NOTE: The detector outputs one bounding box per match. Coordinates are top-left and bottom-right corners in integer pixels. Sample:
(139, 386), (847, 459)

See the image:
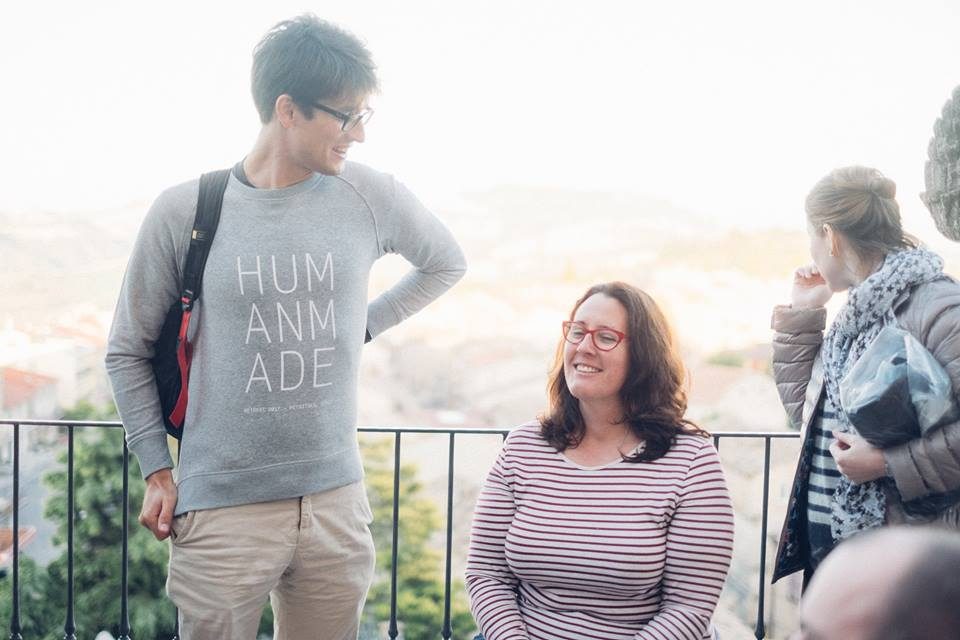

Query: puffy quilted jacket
(770, 276), (960, 582)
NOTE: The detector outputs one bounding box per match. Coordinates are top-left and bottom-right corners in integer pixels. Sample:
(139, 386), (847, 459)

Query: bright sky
(2, 0), (959, 236)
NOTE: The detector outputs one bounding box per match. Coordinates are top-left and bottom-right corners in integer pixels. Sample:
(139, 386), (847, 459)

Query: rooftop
(0, 367), (57, 410)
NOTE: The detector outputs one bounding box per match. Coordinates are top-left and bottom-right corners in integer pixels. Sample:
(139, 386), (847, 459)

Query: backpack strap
(168, 169), (231, 428)
(182, 169), (231, 310)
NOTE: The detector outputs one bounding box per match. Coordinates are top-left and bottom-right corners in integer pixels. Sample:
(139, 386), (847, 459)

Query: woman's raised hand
(791, 264), (832, 309)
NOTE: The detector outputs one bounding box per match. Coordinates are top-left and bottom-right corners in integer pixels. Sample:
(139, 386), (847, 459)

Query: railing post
(388, 432), (401, 640)
(754, 436), (772, 640)
(62, 425), (77, 640)
(117, 440), (132, 640)
(8, 423), (23, 640)
(441, 433), (456, 640)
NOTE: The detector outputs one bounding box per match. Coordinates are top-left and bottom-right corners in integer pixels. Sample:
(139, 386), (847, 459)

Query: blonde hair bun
(868, 173), (897, 199)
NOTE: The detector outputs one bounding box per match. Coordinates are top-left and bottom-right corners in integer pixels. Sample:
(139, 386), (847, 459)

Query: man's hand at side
(140, 468), (178, 540)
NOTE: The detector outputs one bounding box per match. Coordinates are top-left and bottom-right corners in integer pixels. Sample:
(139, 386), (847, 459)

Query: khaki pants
(167, 481), (376, 640)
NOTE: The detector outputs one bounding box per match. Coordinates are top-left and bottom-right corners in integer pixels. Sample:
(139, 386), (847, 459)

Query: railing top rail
(708, 431), (800, 439)
(0, 418), (800, 438)
(360, 426), (511, 435)
(0, 418), (125, 428)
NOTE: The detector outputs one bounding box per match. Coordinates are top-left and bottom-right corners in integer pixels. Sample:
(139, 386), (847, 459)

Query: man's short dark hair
(878, 530), (960, 640)
(251, 15), (379, 124)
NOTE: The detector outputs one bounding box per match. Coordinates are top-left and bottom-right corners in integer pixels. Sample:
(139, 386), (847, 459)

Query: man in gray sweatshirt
(105, 15), (466, 640)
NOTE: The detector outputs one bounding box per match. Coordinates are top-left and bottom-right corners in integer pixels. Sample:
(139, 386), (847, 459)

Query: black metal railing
(1, 419), (799, 639)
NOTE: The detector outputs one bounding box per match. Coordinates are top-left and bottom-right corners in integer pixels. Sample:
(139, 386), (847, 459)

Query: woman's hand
(791, 265), (832, 309)
(830, 432), (887, 484)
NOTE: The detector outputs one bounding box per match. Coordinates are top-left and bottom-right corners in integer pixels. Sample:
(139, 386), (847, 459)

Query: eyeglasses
(312, 102), (374, 132)
(562, 321), (626, 351)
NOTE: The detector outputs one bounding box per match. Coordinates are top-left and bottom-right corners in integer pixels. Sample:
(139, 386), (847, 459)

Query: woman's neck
(848, 252), (885, 287)
(578, 398), (628, 444)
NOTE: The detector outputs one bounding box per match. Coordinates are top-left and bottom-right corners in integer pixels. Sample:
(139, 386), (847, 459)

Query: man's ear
(274, 94), (299, 129)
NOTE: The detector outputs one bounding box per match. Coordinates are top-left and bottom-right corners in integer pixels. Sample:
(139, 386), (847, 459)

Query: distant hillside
(658, 229), (809, 279)
(462, 185), (712, 233)
(3, 186), (807, 331)
(1, 205), (145, 325)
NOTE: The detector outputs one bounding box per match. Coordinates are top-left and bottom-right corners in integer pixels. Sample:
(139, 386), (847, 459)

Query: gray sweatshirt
(105, 162), (466, 515)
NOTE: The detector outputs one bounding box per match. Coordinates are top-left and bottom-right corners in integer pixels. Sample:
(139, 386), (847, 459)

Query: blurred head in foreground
(795, 526), (960, 640)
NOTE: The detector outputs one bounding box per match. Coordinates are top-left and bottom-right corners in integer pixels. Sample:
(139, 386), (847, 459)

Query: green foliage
(0, 556), (59, 639)
(0, 401), (174, 639)
(706, 351), (745, 368)
(60, 400), (119, 422)
(361, 436), (476, 640)
(43, 427), (176, 639)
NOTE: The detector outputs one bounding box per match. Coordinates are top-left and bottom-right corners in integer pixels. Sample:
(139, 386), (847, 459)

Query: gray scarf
(822, 247), (944, 540)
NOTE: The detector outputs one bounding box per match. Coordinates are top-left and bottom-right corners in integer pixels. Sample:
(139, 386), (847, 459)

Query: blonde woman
(771, 166), (960, 585)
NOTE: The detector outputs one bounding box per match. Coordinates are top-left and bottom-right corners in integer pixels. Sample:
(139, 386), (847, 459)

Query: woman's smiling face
(563, 293), (630, 405)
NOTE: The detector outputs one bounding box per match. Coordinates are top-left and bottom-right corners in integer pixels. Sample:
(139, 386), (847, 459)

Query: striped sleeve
(465, 441), (530, 640)
(634, 440), (735, 640)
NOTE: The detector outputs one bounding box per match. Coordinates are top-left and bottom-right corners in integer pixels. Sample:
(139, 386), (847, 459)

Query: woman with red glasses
(466, 281), (734, 640)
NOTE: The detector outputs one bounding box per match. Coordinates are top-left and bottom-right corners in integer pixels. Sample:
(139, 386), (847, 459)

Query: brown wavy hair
(539, 282), (708, 462)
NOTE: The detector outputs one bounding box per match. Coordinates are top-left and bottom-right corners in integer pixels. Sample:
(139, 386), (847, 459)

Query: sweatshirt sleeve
(465, 441), (530, 640)
(363, 176), (466, 338)
(104, 183), (196, 479)
(634, 441), (734, 640)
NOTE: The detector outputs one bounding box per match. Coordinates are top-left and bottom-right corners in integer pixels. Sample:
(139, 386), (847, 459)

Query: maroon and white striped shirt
(465, 422), (734, 640)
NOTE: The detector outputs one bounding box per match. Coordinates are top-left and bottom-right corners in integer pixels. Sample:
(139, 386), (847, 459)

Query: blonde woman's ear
(822, 224), (840, 257)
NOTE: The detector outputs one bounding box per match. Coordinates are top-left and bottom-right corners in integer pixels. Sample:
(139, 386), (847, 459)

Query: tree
(361, 436), (476, 640)
(2, 402), (175, 639)
(61, 401), (120, 423)
(43, 406), (177, 639)
(0, 555), (58, 639)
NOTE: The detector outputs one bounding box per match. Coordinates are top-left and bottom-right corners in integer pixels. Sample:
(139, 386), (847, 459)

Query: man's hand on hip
(140, 468), (178, 540)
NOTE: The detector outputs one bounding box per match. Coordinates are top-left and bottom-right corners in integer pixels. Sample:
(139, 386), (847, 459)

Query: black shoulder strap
(181, 169), (231, 310)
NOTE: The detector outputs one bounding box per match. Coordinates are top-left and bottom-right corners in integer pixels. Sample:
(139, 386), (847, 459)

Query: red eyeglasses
(562, 321), (627, 351)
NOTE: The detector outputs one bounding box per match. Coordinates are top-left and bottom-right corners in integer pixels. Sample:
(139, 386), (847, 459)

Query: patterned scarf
(822, 247), (944, 541)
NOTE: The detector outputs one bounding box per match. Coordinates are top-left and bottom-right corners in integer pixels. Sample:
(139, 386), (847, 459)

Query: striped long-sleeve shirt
(465, 422), (734, 640)
(805, 394), (842, 568)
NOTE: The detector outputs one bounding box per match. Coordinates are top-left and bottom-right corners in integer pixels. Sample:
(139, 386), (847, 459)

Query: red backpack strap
(166, 169), (231, 430)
